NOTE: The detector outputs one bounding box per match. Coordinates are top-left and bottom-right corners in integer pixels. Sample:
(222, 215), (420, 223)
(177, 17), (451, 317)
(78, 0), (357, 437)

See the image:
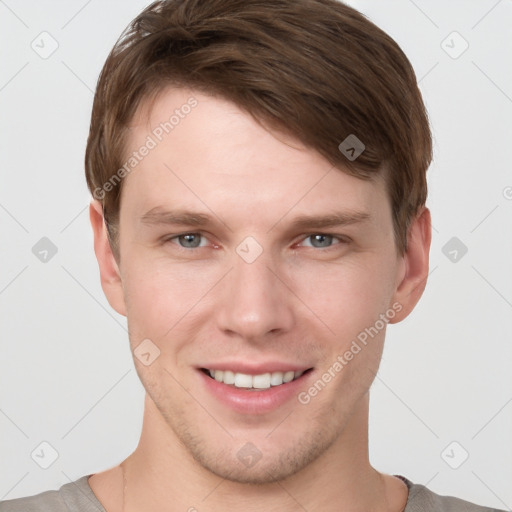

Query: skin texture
(88, 87), (431, 512)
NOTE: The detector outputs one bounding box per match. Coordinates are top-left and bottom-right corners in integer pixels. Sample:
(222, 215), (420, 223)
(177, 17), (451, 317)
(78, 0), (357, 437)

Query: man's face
(112, 88), (406, 483)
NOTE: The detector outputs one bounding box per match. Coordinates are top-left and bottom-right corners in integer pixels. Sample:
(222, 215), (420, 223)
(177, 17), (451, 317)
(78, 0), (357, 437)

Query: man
(0, 0), (505, 511)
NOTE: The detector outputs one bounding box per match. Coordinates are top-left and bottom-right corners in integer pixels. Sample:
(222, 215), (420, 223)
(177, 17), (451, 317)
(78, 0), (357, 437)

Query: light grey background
(1, 0), (511, 508)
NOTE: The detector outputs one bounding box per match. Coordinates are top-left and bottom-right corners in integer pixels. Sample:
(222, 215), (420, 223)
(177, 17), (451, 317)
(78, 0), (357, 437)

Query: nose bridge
(216, 241), (294, 340)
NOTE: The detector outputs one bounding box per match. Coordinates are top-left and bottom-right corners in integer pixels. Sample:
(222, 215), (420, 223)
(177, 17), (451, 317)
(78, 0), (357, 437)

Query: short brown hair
(85, 0), (432, 256)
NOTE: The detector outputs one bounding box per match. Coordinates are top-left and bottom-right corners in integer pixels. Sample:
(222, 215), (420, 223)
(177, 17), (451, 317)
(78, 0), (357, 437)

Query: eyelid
(295, 233), (351, 247)
(163, 231), (211, 248)
(161, 231), (351, 250)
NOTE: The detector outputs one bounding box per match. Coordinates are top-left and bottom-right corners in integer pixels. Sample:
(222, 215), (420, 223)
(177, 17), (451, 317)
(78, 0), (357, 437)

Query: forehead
(121, 87), (389, 228)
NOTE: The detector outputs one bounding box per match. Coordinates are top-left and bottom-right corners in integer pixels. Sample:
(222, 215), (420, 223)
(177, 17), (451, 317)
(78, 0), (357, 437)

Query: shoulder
(0, 476), (105, 512)
(397, 475), (507, 512)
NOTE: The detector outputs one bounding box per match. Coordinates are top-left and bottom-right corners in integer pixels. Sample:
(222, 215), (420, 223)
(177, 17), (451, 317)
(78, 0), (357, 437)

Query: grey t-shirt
(0, 474), (506, 511)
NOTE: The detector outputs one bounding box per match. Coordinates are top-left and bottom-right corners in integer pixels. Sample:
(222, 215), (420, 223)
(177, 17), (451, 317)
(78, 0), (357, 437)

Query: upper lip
(198, 361), (313, 374)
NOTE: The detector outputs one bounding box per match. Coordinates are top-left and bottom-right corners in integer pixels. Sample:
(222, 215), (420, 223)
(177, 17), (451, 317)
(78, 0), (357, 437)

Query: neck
(118, 393), (403, 512)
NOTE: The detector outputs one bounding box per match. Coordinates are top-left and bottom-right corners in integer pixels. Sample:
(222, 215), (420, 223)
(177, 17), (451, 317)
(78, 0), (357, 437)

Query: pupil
(312, 234), (331, 247)
(180, 234), (200, 248)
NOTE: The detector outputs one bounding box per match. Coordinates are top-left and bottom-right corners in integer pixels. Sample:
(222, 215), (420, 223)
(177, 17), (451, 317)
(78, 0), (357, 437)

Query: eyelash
(162, 232), (350, 251)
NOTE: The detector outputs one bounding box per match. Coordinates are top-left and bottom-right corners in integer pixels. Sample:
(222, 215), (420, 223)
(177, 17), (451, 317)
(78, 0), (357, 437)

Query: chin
(173, 419), (340, 485)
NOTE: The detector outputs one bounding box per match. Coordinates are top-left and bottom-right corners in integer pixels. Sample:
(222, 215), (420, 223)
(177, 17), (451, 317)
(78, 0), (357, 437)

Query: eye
(299, 234), (346, 249)
(167, 233), (208, 249)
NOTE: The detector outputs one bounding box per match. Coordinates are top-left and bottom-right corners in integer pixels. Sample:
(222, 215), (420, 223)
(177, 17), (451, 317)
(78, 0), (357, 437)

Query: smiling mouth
(201, 368), (312, 390)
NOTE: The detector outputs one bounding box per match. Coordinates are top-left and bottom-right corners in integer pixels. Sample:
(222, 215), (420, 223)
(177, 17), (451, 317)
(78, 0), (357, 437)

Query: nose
(215, 246), (295, 342)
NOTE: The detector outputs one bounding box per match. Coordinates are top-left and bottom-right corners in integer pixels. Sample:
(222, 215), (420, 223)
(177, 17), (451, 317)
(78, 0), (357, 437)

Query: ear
(89, 200), (127, 317)
(388, 207), (431, 323)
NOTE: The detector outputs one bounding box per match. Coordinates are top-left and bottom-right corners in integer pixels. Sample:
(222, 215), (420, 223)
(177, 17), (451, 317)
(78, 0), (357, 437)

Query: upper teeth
(208, 369), (304, 389)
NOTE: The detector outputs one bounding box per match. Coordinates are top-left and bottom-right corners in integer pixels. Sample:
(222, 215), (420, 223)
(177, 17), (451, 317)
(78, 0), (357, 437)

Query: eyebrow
(141, 208), (212, 227)
(139, 207), (371, 231)
(281, 211), (371, 231)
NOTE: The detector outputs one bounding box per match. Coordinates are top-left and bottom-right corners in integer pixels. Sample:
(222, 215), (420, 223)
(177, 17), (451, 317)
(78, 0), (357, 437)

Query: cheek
(294, 259), (395, 408)
(291, 255), (397, 339)
(121, 243), (399, 357)
(122, 256), (222, 342)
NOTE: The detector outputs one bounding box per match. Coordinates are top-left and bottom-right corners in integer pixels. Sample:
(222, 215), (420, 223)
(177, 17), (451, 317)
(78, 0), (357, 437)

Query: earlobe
(89, 200), (127, 317)
(388, 207), (432, 324)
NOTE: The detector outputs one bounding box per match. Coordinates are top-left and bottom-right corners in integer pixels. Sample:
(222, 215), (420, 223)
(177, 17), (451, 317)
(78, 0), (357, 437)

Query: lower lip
(199, 370), (312, 414)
